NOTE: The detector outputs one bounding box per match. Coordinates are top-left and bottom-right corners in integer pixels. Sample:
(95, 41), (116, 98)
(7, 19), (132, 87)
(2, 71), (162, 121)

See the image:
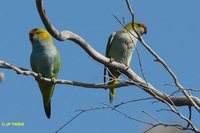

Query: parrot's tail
(109, 80), (118, 104)
(38, 82), (54, 119)
(44, 100), (51, 119)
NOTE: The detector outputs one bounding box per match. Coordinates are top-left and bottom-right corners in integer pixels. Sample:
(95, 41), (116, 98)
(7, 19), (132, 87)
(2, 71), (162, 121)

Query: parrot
(29, 28), (61, 118)
(104, 22), (147, 104)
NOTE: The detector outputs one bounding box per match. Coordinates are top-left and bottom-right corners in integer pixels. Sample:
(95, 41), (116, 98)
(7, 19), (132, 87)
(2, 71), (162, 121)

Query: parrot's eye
(36, 31), (41, 35)
(40, 33), (47, 39)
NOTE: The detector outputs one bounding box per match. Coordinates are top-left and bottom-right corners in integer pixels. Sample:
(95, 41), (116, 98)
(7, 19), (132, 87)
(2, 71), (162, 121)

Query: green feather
(109, 80), (117, 104)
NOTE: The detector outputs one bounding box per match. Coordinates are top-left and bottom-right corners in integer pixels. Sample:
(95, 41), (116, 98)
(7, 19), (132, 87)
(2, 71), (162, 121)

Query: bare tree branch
(112, 97), (154, 108)
(55, 99), (154, 133)
(54, 99), (198, 133)
(137, 33), (200, 112)
(0, 60), (131, 89)
(187, 106), (192, 128)
(124, 0), (200, 112)
(142, 111), (161, 123)
(153, 93), (199, 132)
(1, 57), (200, 109)
(2, 56), (199, 131)
(125, 0), (135, 23)
(54, 111), (83, 133)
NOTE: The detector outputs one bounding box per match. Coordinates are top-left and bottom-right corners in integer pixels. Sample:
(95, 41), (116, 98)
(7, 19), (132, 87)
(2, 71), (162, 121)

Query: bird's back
(108, 30), (137, 66)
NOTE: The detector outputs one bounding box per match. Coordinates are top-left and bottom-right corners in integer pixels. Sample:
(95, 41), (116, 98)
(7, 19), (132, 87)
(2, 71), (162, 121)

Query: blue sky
(0, 0), (200, 133)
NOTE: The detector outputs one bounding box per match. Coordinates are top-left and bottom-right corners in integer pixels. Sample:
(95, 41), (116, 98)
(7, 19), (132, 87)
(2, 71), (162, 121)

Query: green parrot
(29, 28), (61, 118)
(104, 22), (147, 104)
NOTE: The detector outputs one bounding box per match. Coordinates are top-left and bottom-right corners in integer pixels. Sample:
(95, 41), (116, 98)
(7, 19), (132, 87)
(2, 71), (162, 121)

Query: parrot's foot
(109, 58), (115, 63)
(125, 66), (130, 70)
(36, 73), (42, 80)
(51, 77), (56, 84)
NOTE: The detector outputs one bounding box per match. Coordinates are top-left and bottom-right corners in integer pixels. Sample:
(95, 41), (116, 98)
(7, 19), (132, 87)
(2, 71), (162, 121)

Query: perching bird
(104, 22), (147, 104)
(29, 28), (61, 118)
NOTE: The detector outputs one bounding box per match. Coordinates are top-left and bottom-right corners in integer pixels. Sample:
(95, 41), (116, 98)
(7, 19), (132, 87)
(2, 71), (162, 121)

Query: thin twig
(187, 106), (192, 128)
(0, 60), (131, 89)
(56, 101), (152, 133)
(113, 97), (154, 108)
(121, 16), (148, 85)
(159, 94), (199, 132)
(114, 108), (153, 126)
(170, 88), (200, 96)
(54, 112), (83, 133)
(125, 0), (135, 23)
(101, 103), (153, 126)
(142, 111), (161, 123)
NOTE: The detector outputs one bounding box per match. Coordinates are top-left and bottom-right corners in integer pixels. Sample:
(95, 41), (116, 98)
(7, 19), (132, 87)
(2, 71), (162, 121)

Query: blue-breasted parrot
(29, 28), (61, 118)
(104, 22), (147, 104)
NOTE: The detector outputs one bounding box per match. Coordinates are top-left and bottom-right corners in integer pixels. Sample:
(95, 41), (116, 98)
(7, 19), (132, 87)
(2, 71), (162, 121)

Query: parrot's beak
(29, 32), (34, 42)
(29, 29), (38, 42)
(144, 30), (147, 35)
(144, 26), (147, 35)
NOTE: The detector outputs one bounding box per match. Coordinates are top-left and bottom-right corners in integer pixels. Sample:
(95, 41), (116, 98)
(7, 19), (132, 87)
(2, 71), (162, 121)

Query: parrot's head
(125, 22), (147, 35)
(29, 28), (53, 45)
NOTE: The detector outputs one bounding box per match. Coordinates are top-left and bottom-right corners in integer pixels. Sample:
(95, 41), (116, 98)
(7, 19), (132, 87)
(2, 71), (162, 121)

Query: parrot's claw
(38, 73), (42, 77)
(51, 77), (56, 84)
(109, 58), (115, 63)
(35, 73), (43, 81)
(36, 73), (42, 79)
(125, 66), (130, 70)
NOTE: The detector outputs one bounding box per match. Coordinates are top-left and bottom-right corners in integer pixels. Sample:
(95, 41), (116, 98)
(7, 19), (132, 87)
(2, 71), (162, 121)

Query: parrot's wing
(52, 50), (61, 78)
(104, 32), (116, 84)
(105, 32), (116, 57)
